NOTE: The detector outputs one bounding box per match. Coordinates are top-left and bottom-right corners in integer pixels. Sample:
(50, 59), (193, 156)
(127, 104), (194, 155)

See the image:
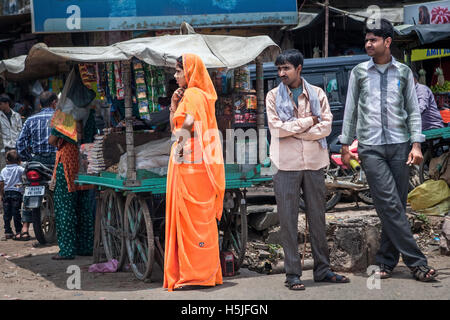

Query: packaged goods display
(234, 66), (250, 91)
(132, 59), (151, 120)
(106, 62), (117, 98)
(114, 61), (125, 100)
(144, 64), (166, 113)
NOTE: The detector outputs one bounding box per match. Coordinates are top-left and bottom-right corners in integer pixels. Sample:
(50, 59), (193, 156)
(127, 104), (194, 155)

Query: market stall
(3, 32), (279, 281)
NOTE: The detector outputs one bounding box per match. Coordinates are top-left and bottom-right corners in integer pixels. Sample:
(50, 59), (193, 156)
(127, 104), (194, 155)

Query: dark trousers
(3, 191), (23, 235)
(273, 169), (330, 280)
(359, 142), (427, 268)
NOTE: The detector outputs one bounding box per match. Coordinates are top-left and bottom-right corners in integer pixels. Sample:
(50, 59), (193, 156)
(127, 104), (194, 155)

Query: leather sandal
(51, 254), (75, 260)
(12, 232), (31, 241)
(410, 265), (438, 282)
(375, 264), (394, 279)
(285, 275), (306, 290)
(316, 270), (350, 283)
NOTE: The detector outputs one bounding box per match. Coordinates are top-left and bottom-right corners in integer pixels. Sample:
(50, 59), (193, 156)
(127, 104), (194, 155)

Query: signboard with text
(404, 0), (450, 25)
(31, 0), (298, 33)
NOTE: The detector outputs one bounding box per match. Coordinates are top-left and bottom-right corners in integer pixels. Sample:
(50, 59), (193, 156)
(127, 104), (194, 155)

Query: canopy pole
(256, 57), (265, 130)
(122, 60), (139, 186)
(324, 0), (329, 58)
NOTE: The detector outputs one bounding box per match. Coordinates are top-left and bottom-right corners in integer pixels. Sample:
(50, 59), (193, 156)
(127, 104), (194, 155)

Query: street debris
(244, 203), (449, 275)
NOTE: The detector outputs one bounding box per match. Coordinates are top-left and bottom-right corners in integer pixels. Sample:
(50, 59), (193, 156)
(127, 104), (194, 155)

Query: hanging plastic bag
(30, 80), (44, 97)
(58, 67), (96, 124)
(407, 179), (450, 211)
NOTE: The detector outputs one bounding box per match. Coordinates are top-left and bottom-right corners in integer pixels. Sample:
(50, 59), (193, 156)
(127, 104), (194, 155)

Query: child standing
(0, 150), (25, 241)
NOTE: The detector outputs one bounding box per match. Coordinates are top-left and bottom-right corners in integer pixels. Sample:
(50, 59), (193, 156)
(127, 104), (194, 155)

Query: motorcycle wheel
(299, 189), (342, 212)
(40, 191), (56, 243)
(357, 190), (373, 205)
(32, 208), (47, 245)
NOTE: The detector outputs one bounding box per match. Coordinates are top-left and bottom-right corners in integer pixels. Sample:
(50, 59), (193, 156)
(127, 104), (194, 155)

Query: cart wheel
(124, 193), (155, 281)
(220, 190), (248, 272)
(40, 190), (56, 244)
(100, 189), (126, 270)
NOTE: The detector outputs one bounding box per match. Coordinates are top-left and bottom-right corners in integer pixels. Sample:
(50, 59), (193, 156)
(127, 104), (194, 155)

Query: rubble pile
(243, 204), (448, 274)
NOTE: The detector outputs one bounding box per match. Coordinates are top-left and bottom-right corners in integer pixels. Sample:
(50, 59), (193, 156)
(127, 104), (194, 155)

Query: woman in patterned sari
(49, 111), (94, 260)
(164, 54), (225, 291)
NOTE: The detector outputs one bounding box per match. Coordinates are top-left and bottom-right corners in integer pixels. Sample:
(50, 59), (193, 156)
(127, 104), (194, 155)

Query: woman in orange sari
(164, 54), (225, 291)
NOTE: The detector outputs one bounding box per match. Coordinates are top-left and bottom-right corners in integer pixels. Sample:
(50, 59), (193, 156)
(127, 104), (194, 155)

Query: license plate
(24, 186), (45, 197)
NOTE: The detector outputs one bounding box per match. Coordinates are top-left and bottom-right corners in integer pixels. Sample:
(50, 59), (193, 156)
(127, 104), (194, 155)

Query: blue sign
(31, 0), (298, 33)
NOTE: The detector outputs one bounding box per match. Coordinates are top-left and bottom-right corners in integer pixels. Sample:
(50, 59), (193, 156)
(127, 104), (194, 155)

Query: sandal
(12, 232), (31, 241)
(410, 265), (438, 282)
(51, 254), (75, 260)
(374, 264), (394, 279)
(285, 275), (306, 291)
(316, 270), (350, 283)
(1, 233), (14, 241)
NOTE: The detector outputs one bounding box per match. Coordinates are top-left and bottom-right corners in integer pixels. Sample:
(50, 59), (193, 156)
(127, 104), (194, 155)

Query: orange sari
(164, 54), (225, 291)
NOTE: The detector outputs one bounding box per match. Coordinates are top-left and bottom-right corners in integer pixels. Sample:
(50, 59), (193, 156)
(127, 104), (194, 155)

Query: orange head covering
(175, 53), (225, 220)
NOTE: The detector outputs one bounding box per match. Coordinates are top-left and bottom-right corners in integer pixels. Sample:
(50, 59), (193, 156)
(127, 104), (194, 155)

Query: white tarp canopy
(0, 55), (27, 75)
(1, 33), (280, 81)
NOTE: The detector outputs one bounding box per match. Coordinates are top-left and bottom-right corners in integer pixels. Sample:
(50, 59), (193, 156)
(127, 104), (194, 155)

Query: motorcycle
(21, 161), (56, 244)
(299, 139), (373, 212)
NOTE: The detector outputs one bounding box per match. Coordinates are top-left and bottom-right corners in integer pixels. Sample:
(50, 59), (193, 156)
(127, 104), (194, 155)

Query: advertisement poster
(404, 0), (450, 25)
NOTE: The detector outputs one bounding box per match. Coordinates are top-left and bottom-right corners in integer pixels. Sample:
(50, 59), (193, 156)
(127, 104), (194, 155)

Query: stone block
(264, 225), (283, 245)
(249, 210), (279, 231)
(328, 217), (381, 272)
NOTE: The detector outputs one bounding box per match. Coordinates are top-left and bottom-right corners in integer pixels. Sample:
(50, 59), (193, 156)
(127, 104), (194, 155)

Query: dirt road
(1, 202), (449, 300)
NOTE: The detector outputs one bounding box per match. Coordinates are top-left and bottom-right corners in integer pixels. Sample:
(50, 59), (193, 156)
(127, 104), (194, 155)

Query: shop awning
(394, 23), (450, 46)
(1, 33), (280, 81)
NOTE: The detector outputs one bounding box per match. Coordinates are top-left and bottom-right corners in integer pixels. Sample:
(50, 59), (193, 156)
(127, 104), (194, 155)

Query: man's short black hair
(412, 69), (419, 80)
(365, 18), (394, 40)
(39, 91), (58, 108)
(275, 49), (304, 69)
(0, 94), (12, 105)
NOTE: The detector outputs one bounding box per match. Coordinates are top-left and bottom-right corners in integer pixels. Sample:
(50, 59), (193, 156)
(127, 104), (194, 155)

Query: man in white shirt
(0, 94), (22, 169)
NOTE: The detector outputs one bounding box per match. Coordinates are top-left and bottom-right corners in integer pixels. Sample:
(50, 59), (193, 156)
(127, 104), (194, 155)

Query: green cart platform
(76, 163), (272, 281)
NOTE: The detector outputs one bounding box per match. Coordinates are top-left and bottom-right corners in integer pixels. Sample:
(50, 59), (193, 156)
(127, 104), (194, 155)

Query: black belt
(4, 190), (22, 196)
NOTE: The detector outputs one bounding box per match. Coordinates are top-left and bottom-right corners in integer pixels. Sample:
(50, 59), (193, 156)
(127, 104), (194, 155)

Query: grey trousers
(273, 169), (330, 280)
(359, 142), (427, 268)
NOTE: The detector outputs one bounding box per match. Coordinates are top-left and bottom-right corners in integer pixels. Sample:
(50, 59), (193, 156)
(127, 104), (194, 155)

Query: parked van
(249, 54), (370, 148)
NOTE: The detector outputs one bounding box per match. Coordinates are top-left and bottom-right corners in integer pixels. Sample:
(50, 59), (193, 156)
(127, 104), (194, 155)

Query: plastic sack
(416, 198), (450, 216)
(118, 137), (172, 178)
(429, 152), (450, 185)
(407, 179), (450, 211)
(58, 67), (96, 123)
(30, 80), (44, 97)
(88, 259), (118, 273)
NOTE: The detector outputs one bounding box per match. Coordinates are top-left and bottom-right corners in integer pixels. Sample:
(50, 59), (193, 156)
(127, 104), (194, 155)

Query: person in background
(48, 109), (94, 260)
(340, 19), (437, 282)
(0, 94), (22, 156)
(412, 70), (444, 131)
(0, 150), (25, 241)
(14, 95), (34, 119)
(16, 91), (58, 244)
